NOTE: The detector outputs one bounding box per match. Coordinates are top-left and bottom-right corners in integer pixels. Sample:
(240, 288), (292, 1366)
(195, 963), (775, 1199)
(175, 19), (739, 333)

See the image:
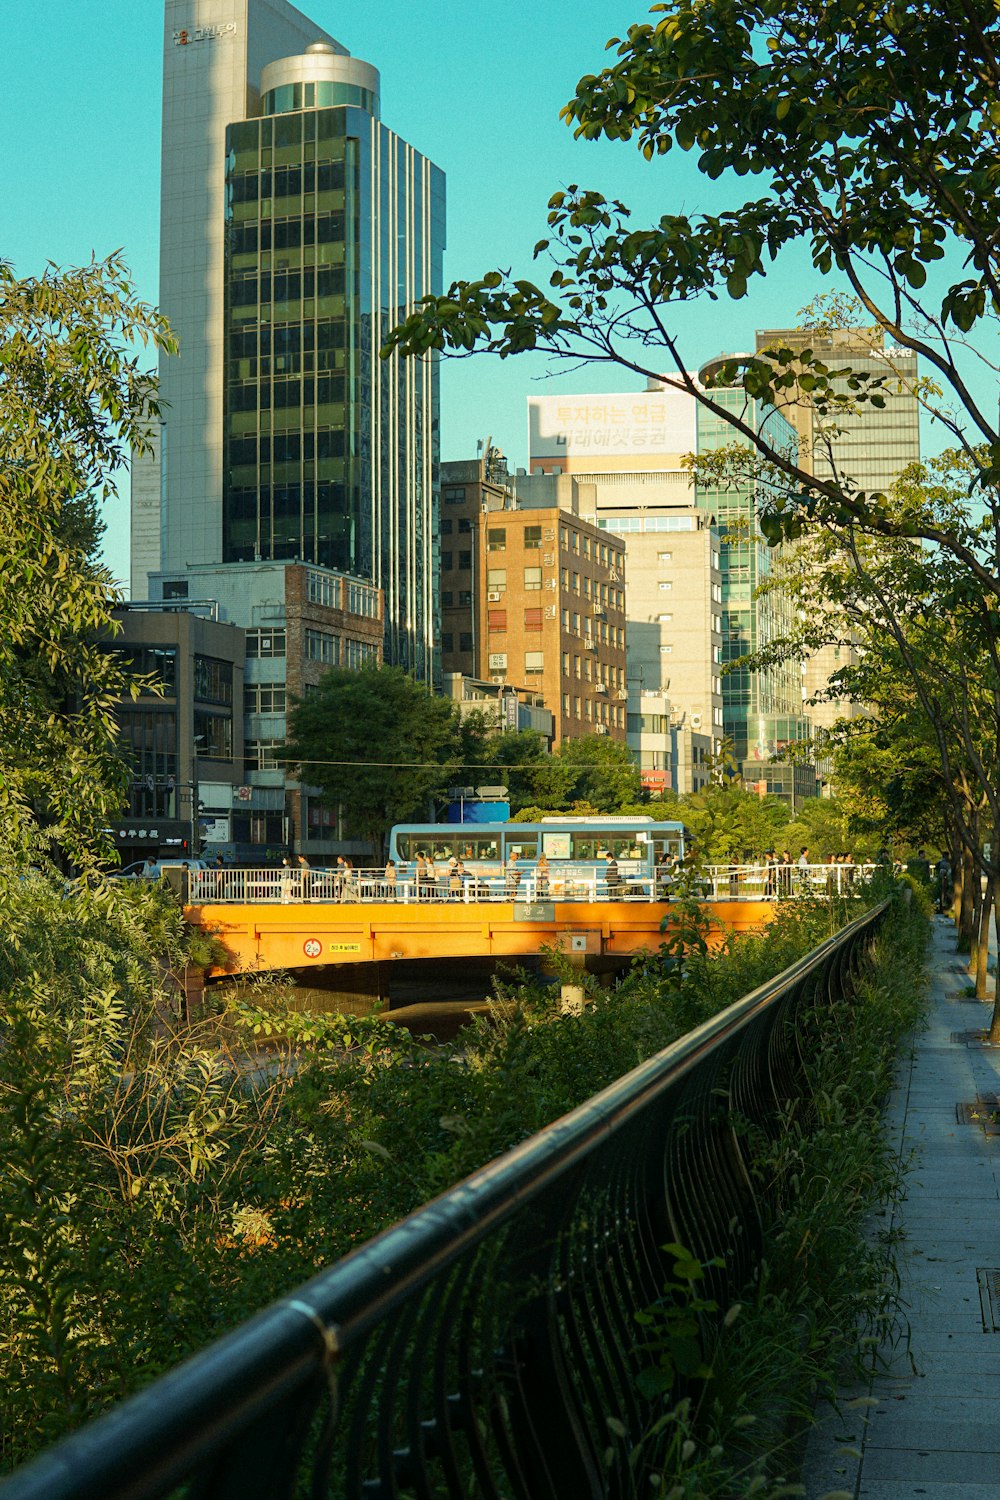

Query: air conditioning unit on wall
(487, 590), (501, 602)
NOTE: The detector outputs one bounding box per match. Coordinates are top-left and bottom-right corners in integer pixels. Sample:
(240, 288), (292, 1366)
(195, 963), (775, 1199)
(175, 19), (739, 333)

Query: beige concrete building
(527, 390), (723, 793)
(148, 560), (382, 856)
(755, 327), (920, 738)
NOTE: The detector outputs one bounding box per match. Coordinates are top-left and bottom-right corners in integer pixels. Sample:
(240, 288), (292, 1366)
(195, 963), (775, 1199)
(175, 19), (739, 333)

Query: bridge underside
(188, 899), (775, 977)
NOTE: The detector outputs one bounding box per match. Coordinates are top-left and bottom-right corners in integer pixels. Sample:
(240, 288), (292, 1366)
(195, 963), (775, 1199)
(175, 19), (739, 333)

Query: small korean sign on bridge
(513, 900), (556, 922)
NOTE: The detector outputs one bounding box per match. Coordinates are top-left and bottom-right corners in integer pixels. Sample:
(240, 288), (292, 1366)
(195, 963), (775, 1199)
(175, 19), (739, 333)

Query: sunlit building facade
(135, 1), (445, 682)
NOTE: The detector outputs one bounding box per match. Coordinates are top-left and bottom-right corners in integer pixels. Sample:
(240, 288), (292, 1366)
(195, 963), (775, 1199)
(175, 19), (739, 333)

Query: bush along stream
(626, 883), (929, 1499)
(0, 865), (920, 1474)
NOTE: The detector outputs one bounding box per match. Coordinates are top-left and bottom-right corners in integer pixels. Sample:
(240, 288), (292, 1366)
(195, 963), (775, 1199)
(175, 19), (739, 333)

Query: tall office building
(528, 389), (724, 794)
(754, 328), (920, 736)
(135, 1), (445, 680)
(692, 367), (815, 800)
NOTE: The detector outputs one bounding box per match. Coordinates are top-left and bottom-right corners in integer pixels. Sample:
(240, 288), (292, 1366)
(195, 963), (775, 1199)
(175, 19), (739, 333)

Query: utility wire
(284, 757), (624, 773)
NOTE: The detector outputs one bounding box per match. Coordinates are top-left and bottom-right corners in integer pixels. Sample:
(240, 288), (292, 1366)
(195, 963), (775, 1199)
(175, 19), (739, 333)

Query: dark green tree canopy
(0, 254), (173, 867)
(282, 664), (466, 854)
(384, 0), (1000, 588)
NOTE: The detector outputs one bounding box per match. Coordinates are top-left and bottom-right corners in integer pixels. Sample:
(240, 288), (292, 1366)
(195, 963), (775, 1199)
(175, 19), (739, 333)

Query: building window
(524, 525), (542, 549)
(441, 518), (453, 535)
(245, 738), (283, 772)
(346, 580), (378, 618)
(458, 518), (472, 534)
(441, 551), (453, 570)
(488, 609), (507, 632)
(245, 683), (286, 715)
(657, 551), (673, 563)
(194, 710), (233, 761)
(487, 528), (506, 551)
(524, 567), (542, 591)
(343, 638), (377, 670)
(305, 628), (339, 664)
(487, 569), (506, 590)
(458, 550), (472, 569)
(442, 591), (454, 607)
(524, 608), (543, 630)
(443, 486), (466, 504)
(458, 590), (472, 606)
(162, 580), (189, 600)
(459, 632), (473, 652)
(524, 651), (544, 674)
(442, 632), (454, 652)
(246, 628), (286, 658)
(562, 652), (570, 676)
(563, 693), (571, 714)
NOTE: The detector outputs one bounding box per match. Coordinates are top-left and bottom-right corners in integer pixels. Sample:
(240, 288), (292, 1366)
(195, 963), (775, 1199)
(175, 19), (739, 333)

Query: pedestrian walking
(535, 852), (550, 898)
(934, 852), (952, 913)
(505, 849), (522, 898)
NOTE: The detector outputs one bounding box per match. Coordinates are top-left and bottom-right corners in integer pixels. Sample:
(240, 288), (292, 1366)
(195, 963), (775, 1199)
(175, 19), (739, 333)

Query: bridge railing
(3, 901), (890, 1500)
(185, 863), (882, 906)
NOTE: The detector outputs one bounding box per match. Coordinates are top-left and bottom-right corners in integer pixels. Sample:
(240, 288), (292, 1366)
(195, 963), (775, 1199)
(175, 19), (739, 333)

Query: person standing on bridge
(605, 852), (620, 900)
(505, 850), (522, 899)
(384, 858), (397, 898)
(536, 852), (550, 898)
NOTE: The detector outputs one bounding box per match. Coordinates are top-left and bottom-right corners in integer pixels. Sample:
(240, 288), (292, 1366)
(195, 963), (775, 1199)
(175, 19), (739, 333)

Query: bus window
(571, 835), (600, 860)
(430, 838), (456, 862)
(505, 837), (538, 860)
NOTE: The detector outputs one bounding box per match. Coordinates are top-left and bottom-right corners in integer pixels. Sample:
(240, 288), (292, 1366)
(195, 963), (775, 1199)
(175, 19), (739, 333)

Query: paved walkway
(802, 913), (1000, 1498)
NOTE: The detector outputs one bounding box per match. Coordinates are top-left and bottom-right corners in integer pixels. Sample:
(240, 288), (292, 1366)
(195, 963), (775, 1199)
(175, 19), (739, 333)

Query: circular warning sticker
(303, 939), (323, 958)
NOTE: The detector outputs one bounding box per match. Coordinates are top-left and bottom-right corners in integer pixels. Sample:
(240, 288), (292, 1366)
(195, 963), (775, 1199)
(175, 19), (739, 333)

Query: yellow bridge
(187, 893), (774, 977)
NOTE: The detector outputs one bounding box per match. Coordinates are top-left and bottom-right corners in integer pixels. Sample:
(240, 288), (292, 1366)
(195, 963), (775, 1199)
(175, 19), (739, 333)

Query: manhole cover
(977, 1269), (1000, 1332)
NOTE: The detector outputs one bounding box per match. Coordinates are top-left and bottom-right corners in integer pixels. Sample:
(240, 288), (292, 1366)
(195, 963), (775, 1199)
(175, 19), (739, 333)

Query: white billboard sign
(528, 387), (698, 461)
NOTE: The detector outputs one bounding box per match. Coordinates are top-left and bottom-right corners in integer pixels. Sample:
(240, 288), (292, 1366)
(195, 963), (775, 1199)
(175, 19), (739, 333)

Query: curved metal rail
(3, 902), (889, 1500)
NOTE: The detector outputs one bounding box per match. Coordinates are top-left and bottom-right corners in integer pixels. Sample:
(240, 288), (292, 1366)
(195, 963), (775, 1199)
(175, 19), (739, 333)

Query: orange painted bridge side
(186, 899), (776, 976)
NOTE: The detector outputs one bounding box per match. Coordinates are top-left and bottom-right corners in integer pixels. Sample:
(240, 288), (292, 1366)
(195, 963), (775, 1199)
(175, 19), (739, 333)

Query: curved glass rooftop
(262, 79), (379, 118)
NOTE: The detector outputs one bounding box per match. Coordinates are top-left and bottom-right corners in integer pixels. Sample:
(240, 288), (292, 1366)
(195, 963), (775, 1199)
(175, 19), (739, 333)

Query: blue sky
(2, 1), (985, 585)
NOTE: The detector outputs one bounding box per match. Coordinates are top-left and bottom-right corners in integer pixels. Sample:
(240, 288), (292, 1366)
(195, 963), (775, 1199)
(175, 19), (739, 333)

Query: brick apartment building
(440, 459), (628, 746)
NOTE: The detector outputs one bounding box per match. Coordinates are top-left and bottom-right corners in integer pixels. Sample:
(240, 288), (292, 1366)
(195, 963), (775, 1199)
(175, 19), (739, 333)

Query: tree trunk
(969, 861), (984, 974)
(991, 878), (1000, 1045)
(959, 848), (976, 949)
(975, 877), (993, 1000)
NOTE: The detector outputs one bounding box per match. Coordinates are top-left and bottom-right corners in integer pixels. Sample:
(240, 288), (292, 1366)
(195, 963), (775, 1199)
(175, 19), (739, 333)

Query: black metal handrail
(2, 901), (889, 1500)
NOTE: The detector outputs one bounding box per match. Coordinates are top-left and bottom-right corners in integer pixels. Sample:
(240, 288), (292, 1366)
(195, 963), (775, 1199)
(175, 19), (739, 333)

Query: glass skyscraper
(136, 3), (445, 682)
(223, 46), (444, 676)
(694, 384), (812, 772)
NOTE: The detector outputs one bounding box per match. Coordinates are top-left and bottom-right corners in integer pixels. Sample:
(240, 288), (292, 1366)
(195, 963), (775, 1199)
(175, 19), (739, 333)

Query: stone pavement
(801, 913), (1000, 1499)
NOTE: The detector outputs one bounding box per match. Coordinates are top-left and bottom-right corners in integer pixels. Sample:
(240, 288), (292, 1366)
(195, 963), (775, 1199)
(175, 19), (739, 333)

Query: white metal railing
(181, 863), (882, 906)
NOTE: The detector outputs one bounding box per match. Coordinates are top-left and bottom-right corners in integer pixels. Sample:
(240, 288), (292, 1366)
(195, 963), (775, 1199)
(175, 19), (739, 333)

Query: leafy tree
(1, 255), (173, 868)
(557, 734), (642, 809)
(681, 783), (790, 862)
(781, 795), (878, 862)
(477, 726), (575, 812)
(282, 664), (465, 854)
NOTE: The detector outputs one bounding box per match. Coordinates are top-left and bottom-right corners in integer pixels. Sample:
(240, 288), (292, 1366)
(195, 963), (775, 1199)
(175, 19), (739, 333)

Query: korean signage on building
(174, 22), (237, 44)
(528, 388), (697, 461)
